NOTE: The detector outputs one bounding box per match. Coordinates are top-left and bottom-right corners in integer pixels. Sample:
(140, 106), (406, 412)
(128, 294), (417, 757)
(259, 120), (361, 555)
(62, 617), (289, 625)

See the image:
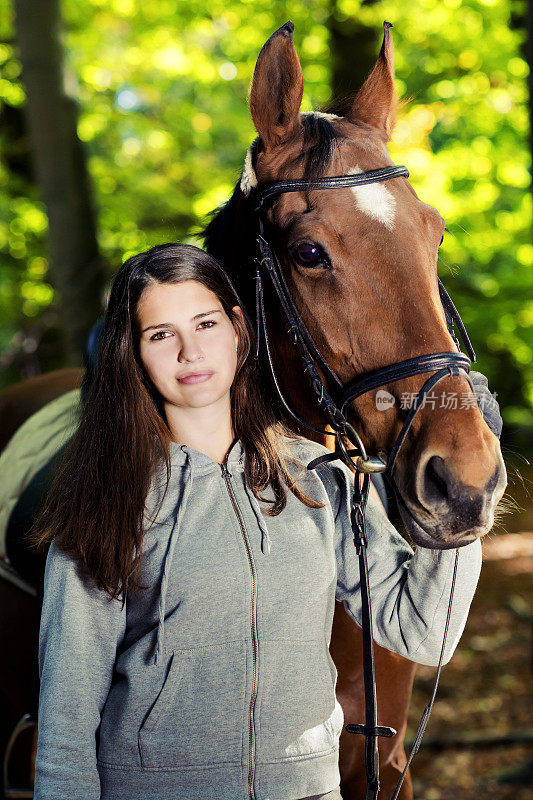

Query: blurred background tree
(13, 0), (105, 365)
(0, 0), (531, 452)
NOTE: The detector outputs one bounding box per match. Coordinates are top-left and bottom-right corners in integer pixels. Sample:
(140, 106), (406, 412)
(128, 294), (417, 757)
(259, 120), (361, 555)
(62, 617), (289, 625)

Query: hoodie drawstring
(243, 482), (272, 555)
(154, 455), (193, 665)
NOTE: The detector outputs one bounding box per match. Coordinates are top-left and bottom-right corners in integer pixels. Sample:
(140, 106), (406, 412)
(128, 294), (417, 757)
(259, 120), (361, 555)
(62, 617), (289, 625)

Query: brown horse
(203, 21), (506, 799)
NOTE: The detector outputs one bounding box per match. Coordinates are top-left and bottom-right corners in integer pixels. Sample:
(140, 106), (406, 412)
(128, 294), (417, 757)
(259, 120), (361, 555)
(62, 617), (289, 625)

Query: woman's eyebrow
(141, 322), (173, 333)
(192, 309), (222, 321)
(141, 310), (222, 333)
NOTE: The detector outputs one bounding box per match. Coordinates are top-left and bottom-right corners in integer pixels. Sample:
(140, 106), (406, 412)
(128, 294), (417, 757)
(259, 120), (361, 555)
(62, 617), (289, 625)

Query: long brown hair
(30, 243), (319, 599)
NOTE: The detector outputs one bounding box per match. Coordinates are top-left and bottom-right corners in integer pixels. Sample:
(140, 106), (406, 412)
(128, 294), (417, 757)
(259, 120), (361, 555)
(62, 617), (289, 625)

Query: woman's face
(137, 280), (240, 415)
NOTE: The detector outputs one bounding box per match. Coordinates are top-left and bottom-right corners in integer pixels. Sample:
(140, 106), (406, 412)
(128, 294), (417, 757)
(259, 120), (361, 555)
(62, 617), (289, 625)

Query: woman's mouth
(177, 371), (214, 385)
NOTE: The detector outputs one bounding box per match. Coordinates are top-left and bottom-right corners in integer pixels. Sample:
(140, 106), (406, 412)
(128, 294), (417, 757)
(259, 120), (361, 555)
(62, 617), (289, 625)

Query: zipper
(221, 463), (258, 800)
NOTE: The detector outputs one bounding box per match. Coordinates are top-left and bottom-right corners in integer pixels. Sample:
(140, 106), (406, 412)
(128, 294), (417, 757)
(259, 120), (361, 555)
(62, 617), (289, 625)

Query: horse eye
(291, 242), (329, 269)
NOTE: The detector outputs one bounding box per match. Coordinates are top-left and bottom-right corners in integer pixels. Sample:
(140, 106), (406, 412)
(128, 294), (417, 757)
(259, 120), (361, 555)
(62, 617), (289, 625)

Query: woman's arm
(328, 464), (482, 667)
(34, 541), (126, 800)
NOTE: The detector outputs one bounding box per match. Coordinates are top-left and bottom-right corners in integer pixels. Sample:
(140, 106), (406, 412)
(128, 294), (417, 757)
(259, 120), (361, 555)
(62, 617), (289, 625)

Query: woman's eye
(197, 320), (216, 329)
(151, 331), (171, 341)
(291, 242), (330, 269)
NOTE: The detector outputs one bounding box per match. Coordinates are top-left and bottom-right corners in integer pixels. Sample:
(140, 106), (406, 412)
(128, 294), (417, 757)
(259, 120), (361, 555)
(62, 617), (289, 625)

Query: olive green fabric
(0, 390), (80, 564)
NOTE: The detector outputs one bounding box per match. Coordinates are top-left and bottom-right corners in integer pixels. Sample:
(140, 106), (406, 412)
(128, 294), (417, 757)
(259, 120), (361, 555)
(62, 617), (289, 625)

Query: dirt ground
(406, 527), (533, 800)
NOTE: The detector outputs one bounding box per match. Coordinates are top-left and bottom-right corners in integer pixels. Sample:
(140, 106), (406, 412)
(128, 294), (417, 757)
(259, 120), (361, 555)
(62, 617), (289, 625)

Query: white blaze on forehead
(348, 166), (396, 230)
(240, 145), (257, 196)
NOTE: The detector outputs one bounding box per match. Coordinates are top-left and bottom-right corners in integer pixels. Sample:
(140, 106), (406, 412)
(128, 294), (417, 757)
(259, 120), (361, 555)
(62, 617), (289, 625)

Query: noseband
(252, 164), (477, 800)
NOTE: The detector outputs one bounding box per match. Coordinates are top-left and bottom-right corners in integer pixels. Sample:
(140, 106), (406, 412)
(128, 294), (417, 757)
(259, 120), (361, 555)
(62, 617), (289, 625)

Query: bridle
(252, 164), (476, 799)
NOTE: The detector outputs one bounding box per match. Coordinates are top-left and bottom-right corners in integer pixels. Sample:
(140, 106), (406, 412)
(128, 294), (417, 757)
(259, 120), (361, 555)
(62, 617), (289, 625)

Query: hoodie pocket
(138, 640), (246, 768)
(257, 640), (337, 762)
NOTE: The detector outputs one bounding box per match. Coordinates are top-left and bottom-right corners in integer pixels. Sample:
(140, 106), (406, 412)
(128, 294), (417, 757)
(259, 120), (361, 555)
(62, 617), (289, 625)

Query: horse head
(204, 21), (507, 550)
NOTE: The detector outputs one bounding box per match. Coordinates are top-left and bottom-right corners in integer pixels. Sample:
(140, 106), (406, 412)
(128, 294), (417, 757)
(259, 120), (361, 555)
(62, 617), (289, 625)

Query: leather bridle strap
(255, 230), (349, 435)
(348, 470), (382, 800)
(387, 364), (472, 474)
(439, 278), (476, 362)
(257, 164), (410, 205)
(257, 229), (344, 399)
(308, 361), (475, 474)
(255, 248), (346, 438)
(340, 352), (472, 411)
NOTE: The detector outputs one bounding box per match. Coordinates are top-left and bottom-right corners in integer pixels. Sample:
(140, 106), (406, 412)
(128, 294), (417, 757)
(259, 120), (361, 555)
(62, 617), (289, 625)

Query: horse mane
(202, 113), (344, 318)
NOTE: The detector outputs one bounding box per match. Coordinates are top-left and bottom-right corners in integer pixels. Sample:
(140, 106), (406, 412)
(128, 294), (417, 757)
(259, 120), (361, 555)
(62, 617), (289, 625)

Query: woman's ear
(232, 306), (244, 349)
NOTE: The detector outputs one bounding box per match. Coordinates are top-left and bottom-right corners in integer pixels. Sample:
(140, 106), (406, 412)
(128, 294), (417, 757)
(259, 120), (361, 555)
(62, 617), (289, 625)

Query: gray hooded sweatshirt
(35, 438), (482, 800)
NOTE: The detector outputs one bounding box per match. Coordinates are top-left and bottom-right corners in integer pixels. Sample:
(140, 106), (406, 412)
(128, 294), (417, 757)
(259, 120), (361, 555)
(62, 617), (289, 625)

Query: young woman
(33, 243), (484, 800)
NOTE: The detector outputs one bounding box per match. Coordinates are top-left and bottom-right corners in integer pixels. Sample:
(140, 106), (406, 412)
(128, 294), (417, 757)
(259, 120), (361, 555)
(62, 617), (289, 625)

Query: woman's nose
(177, 338), (204, 363)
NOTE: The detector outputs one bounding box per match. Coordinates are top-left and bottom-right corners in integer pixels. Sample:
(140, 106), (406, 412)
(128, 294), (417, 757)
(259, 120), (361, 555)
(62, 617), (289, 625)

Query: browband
(255, 165), (410, 209)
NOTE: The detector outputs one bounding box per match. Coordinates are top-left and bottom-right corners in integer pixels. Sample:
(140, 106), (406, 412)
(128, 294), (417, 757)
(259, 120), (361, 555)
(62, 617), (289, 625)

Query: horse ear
(249, 21), (303, 149)
(346, 21), (397, 141)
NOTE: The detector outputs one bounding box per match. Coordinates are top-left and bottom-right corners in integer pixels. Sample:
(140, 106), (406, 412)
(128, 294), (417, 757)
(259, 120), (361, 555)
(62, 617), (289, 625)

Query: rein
(252, 164), (475, 799)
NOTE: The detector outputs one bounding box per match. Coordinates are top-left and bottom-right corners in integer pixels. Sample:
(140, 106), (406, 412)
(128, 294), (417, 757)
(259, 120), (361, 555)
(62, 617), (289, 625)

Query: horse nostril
(423, 455), (450, 504)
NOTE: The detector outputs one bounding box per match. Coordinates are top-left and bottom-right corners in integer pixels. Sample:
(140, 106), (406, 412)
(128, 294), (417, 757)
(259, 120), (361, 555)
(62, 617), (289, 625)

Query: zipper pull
(221, 463), (232, 479)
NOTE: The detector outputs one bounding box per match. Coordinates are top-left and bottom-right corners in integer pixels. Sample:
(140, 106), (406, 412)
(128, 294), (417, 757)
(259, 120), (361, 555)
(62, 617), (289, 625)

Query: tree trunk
(14, 0), (105, 366)
(327, 0), (383, 101)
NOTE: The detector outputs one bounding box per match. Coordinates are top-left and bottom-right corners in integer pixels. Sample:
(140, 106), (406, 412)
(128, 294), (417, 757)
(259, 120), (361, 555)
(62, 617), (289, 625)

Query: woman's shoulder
(281, 435), (352, 487)
(281, 434), (330, 463)
(44, 539), (104, 599)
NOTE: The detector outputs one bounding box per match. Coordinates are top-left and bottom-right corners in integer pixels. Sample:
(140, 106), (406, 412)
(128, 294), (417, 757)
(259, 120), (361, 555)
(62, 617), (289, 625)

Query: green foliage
(0, 0), (531, 430)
